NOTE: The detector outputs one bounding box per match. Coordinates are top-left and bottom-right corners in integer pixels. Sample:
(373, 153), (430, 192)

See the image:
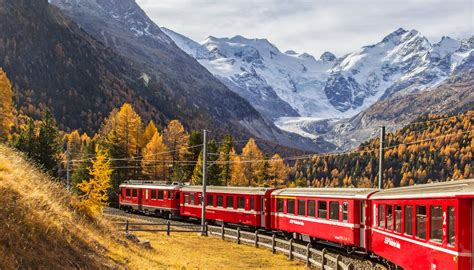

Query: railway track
(103, 207), (387, 270)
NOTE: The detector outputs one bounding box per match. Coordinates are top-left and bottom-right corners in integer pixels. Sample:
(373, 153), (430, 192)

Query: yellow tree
(241, 138), (264, 186)
(115, 103), (143, 157)
(0, 68), (14, 140)
(77, 146), (112, 216)
(141, 132), (171, 180)
(162, 120), (190, 162)
(229, 148), (245, 186)
(67, 130), (82, 156)
(268, 154), (288, 187)
(142, 121), (158, 148)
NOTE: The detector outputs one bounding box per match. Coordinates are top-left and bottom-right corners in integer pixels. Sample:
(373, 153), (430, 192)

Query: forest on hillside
(292, 112), (473, 188)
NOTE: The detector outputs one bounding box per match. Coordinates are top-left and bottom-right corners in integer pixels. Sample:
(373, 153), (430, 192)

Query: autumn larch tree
(77, 146), (112, 216)
(268, 154), (288, 187)
(141, 132), (171, 180)
(0, 68), (14, 141)
(241, 138), (264, 186)
(142, 120), (158, 148)
(163, 120), (190, 182)
(229, 148), (245, 186)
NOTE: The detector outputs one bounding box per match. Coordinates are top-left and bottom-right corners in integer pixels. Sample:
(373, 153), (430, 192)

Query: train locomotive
(119, 179), (474, 269)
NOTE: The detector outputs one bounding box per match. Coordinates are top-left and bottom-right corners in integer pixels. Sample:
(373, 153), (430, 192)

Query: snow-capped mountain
(163, 27), (473, 146)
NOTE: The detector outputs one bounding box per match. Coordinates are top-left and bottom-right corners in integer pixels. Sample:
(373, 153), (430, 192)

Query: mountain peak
(320, 51), (336, 62)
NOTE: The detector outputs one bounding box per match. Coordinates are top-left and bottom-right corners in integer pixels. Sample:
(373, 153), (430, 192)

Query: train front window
(430, 206), (443, 243)
(318, 201), (327, 218)
(416, 205), (427, 239)
(158, 190), (164, 200)
(448, 206), (455, 246)
(217, 196), (223, 207)
(277, 198), (284, 213)
(237, 197), (245, 209)
(207, 195), (213, 206)
(386, 205), (393, 230)
(329, 201), (339, 220)
(126, 189), (131, 197)
(378, 204), (385, 228)
(298, 200), (305, 216)
(394, 205), (402, 233)
(405, 205), (413, 235)
(226, 196), (234, 208)
(307, 200), (315, 217)
(287, 199), (295, 214)
(132, 189), (137, 197)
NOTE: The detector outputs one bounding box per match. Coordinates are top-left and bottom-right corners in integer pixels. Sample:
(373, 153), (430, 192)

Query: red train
(119, 179), (474, 269)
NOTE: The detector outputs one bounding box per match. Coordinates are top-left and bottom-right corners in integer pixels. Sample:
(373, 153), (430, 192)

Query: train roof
(272, 188), (378, 199)
(120, 180), (182, 190)
(180, 186), (274, 195)
(371, 179), (474, 199)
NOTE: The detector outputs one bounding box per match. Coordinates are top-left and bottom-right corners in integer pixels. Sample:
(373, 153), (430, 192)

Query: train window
(158, 190), (164, 200)
(198, 194), (202, 205)
(207, 195), (213, 206)
(307, 200), (315, 217)
(126, 189), (131, 197)
(298, 200), (305, 216)
(190, 193), (195, 205)
(318, 201), (327, 218)
(342, 202), (349, 222)
(132, 189), (137, 197)
(416, 205), (427, 239)
(184, 193), (189, 204)
(287, 199), (295, 214)
(250, 197), (255, 210)
(394, 205), (402, 233)
(237, 197), (245, 209)
(167, 191), (172, 199)
(405, 205), (413, 235)
(217, 196), (223, 207)
(430, 206), (443, 243)
(329, 201), (339, 220)
(378, 204), (385, 228)
(448, 206), (455, 246)
(151, 190), (157, 200)
(277, 198), (284, 213)
(386, 205), (393, 230)
(226, 196), (234, 208)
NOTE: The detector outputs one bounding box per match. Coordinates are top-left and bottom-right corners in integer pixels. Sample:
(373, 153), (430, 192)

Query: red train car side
(370, 180), (474, 270)
(119, 181), (181, 218)
(179, 186), (275, 229)
(270, 188), (377, 249)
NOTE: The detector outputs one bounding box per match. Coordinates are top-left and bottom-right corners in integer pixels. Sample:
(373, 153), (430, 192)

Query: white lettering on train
(289, 219), (304, 226)
(384, 237), (401, 249)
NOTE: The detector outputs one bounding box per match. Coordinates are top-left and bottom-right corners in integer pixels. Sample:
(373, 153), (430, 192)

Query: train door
(359, 200), (366, 248)
(138, 189), (143, 210)
(260, 196), (265, 227)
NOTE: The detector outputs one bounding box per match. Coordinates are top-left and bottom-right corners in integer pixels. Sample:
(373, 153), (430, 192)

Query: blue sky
(137, 0), (473, 57)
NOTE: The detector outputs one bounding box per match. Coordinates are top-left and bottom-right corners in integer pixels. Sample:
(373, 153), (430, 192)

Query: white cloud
(136, 0), (473, 57)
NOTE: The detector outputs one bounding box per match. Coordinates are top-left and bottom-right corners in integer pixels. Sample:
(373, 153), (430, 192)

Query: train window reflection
(448, 206), (455, 246)
(430, 206), (443, 243)
(416, 205), (427, 239)
(329, 201), (339, 220)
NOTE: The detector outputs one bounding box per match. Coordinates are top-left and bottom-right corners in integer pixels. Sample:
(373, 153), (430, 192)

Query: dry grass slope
(0, 145), (304, 269)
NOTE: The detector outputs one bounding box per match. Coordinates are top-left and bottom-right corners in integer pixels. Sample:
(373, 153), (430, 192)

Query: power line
(383, 129), (473, 150)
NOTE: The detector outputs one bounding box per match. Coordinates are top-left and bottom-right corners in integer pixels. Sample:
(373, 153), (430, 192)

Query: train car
(119, 181), (181, 218)
(270, 188), (378, 249)
(370, 179), (474, 269)
(179, 186), (276, 229)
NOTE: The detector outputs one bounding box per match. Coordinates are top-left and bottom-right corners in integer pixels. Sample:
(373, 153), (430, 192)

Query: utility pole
(66, 143), (71, 191)
(201, 129), (208, 236)
(378, 126), (385, 189)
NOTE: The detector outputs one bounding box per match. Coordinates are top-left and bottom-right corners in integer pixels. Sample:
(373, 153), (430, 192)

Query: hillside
(291, 111), (473, 188)
(0, 144), (304, 269)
